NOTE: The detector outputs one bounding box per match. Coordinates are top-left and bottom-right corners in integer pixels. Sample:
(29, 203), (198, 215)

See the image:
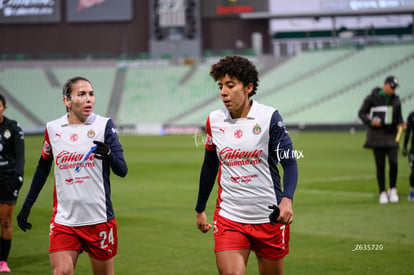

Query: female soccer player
(195, 56), (299, 275)
(17, 77), (128, 275)
(0, 94), (25, 273)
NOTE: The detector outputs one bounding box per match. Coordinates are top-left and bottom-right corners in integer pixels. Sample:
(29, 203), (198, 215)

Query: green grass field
(9, 130), (414, 274)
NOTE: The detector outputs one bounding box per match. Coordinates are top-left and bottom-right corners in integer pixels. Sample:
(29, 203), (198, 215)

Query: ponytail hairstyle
(62, 76), (91, 111)
(0, 94), (6, 108)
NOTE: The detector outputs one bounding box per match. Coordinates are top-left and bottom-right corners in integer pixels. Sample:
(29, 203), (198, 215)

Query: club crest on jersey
(3, 129), (11, 139)
(70, 133), (79, 142)
(87, 129), (95, 138)
(206, 134), (213, 146)
(234, 129), (243, 139)
(43, 140), (51, 156)
(252, 124), (261, 135)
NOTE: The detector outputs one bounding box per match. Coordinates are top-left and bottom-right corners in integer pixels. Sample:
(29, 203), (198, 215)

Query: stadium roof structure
(239, 9), (414, 37)
(239, 9), (414, 20)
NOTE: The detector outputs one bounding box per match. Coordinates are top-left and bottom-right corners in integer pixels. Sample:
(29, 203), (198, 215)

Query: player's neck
(67, 113), (86, 124)
(231, 100), (252, 119)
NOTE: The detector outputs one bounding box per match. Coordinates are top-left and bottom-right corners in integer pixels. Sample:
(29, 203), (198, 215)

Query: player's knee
(0, 218), (12, 229)
(51, 264), (75, 275)
(389, 162), (397, 170)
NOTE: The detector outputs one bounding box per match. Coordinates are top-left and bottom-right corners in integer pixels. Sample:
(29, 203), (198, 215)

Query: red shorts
(49, 219), (118, 261)
(213, 213), (290, 261)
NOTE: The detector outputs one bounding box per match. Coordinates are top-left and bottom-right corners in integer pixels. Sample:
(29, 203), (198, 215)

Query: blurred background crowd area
(1, 0), (413, 134)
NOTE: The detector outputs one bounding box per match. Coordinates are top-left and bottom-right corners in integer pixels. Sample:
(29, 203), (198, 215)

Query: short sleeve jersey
(42, 113), (116, 226)
(205, 100), (294, 224)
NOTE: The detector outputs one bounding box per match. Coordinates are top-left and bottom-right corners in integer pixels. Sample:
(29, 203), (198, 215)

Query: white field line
(300, 174), (375, 184)
(298, 175), (376, 197)
(298, 188), (374, 198)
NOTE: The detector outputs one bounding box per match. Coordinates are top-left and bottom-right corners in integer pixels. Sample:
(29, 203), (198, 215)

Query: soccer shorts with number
(49, 218), (118, 261)
(213, 213), (290, 261)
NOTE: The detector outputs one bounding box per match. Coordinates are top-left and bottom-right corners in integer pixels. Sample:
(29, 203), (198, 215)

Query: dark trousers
(373, 147), (398, 193)
(409, 153), (414, 188)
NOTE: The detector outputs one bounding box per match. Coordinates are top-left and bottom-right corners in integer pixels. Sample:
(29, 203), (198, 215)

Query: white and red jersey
(42, 113), (114, 226)
(205, 100), (297, 224)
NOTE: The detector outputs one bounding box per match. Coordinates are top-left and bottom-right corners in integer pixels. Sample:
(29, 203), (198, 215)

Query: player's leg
(411, 168), (414, 186)
(80, 219), (118, 275)
(251, 223), (290, 275)
(409, 153), (414, 185)
(0, 203), (14, 239)
(410, 162), (414, 189)
(0, 180), (17, 269)
(0, 203), (14, 270)
(213, 214), (251, 275)
(373, 148), (388, 203)
(49, 250), (80, 275)
(387, 147), (399, 202)
(49, 221), (83, 274)
(387, 147), (398, 189)
(408, 153), (414, 201)
(256, 254), (284, 275)
(0, 178), (19, 272)
(89, 256), (114, 275)
(373, 148), (386, 192)
(216, 249), (250, 275)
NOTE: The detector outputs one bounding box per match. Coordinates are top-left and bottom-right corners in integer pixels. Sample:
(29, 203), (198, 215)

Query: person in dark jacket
(402, 110), (414, 201)
(0, 94), (25, 273)
(358, 76), (404, 204)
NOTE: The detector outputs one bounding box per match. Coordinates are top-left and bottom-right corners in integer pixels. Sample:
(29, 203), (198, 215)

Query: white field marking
(298, 175), (376, 197)
(300, 175), (375, 184)
(298, 189), (374, 198)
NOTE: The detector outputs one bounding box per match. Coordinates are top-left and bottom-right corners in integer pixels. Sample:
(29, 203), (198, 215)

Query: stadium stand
(258, 43), (414, 122)
(287, 59), (414, 125)
(53, 67), (116, 117)
(1, 42), (414, 133)
(0, 60), (118, 132)
(119, 61), (193, 125)
(0, 68), (61, 130)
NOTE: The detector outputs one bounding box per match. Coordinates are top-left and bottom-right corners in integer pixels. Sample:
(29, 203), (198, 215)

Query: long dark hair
(0, 94), (6, 107)
(62, 76), (91, 112)
(62, 76), (91, 98)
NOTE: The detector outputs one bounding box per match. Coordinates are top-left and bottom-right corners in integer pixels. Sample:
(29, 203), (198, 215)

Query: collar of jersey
(224, 100), (257, 121)
(61, 113), (97, 127)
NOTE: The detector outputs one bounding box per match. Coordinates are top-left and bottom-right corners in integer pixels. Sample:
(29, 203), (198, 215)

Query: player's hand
(14, 175), (23, 190)
(268, 204), (280, 225)
(371, 117), (382, 127)
(196, 212), (213, 233)
(93, 141), (112, 162)
(277, 197), (293, 225)
(16, 206), (32, 232)
(402, 148), (408, 156)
